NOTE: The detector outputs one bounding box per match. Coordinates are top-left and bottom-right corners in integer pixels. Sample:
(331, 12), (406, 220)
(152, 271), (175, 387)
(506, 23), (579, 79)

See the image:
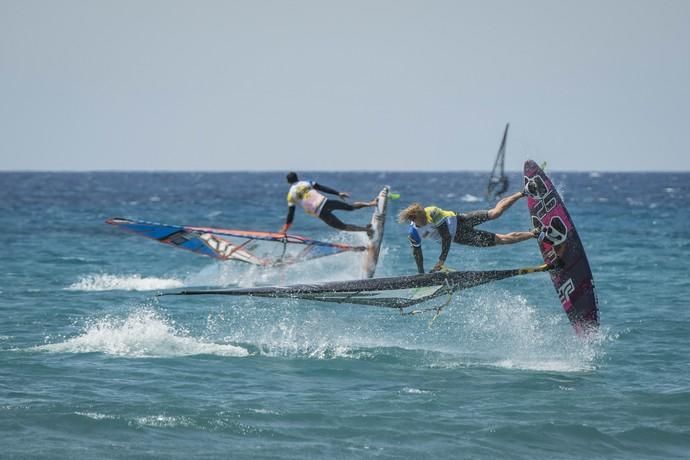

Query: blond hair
(398, 203), (424, 223)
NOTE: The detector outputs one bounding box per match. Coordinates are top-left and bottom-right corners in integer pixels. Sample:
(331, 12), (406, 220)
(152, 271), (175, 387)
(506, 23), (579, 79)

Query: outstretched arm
(280, 205), (295, 234)
(432, 221), (452, 272)
(412, 246), (424, 274)
(314, 182), (349, 199)
(407, 226), (425, 273)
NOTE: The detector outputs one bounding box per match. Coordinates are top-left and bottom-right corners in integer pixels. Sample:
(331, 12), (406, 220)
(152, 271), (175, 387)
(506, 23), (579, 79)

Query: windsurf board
(524, 161), (599, 332)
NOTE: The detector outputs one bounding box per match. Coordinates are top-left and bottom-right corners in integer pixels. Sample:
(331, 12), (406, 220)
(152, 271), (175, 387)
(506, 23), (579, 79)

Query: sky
(1, 0), (689, 172)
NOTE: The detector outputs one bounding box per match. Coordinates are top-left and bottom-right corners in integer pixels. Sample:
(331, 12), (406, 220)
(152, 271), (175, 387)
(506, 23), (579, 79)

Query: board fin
(361, 186), (390, 278)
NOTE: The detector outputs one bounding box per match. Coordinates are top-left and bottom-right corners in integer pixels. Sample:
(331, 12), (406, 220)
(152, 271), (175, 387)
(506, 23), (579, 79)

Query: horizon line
(1, 168), (689, 174)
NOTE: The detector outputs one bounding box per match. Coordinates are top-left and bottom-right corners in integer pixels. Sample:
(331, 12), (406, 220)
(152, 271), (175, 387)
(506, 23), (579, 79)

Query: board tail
(361, 186), (390, 278)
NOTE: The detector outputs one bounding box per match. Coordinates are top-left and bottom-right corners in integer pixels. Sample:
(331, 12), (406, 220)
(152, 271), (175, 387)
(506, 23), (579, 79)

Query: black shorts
(319, 199), (357, 214)
(317, 199), (357, 230)
(453, 210), (496, 247)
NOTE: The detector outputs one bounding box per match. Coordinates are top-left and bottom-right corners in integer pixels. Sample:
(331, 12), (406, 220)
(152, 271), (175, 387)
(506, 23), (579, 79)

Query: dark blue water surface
(1, 171), (689, 459)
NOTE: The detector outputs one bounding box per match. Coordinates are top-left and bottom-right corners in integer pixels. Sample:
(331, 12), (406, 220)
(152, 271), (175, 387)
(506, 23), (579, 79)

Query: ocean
(1, 170), (689, 459)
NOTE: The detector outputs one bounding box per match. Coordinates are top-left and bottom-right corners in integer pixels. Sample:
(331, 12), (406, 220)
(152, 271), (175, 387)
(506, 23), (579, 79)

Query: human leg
(494, 231), (536, 245)
(327, 198), (376, 211)
(454, 226), (497, 247)
(351, 198), (377, 209)
(319, 201), (370, 232)
(454, 209), (534, 246)
(487, 191), (524, 220)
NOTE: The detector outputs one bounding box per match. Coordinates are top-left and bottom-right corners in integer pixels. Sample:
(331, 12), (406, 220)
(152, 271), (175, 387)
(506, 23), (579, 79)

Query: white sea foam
(219, 306), (390, 360)
(35, 309), (248, 358)
(626, 197), (644, 207)
(132, 237), (605, 371)
(182, 241), (367, 289)
(195, 278), (607, 371)
(133, 415), (195, 428)
(75, 411), (117, 421)
(76, 411), (196, 429)
(66, 274), (185, 291)
(401, 387), (432, 395)
(250, 320), (355, 359)
(461, 193), (482, 203)
(250, 408), (280, 415)
(453, 290), (604, 373)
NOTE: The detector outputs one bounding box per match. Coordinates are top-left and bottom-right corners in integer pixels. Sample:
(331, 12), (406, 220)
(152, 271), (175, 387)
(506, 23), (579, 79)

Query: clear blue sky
(1, 0), (688, 172)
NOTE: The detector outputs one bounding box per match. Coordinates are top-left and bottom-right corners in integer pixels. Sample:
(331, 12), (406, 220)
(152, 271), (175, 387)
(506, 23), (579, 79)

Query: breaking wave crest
(66, 274), (185, 291)
(35, 308), (248, 358)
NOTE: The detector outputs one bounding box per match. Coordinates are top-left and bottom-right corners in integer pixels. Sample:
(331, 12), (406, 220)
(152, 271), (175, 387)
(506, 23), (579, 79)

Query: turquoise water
(1, 171), (689, 459)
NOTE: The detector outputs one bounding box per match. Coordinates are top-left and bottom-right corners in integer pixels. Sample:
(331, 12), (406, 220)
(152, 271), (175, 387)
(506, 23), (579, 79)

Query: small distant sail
(486, 123), (510, 201)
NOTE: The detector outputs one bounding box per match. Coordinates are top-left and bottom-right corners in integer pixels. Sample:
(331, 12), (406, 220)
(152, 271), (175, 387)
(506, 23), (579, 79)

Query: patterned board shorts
(453, 210), (496, 247)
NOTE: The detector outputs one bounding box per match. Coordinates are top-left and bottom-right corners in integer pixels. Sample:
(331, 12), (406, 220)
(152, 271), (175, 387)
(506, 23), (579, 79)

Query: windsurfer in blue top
(398, 190), (540, 273)
(279, 172), (376, 236)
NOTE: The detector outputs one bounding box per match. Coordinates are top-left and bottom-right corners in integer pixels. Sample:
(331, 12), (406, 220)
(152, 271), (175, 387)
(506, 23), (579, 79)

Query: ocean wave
(66, 273), (185, 291)
(461, 193), (482, 203)
(34, 309), (248, 358)
(450, 291), (606, 373)
(207, 288), (608, 370)
(400, 387), (433, 395)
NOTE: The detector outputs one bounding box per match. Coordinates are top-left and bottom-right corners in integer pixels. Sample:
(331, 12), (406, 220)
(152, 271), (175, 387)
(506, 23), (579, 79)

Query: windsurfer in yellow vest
(279, 172), (376, 236)
(398, 191), (540, 273)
